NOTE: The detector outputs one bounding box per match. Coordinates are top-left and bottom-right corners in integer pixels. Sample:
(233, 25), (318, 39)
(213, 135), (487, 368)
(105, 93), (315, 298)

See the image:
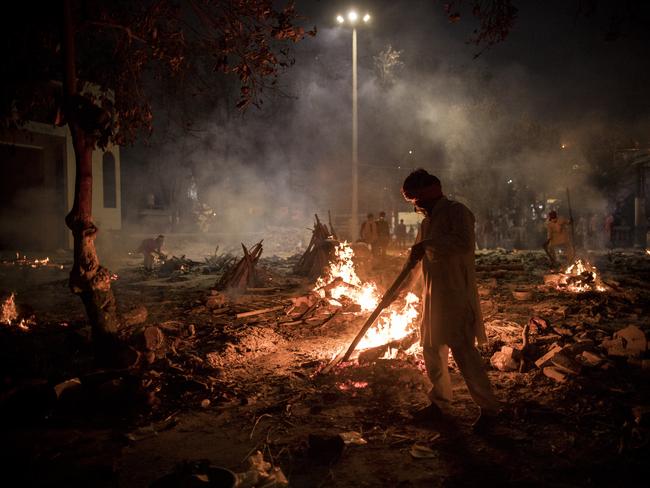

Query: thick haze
(122, 0), (650, 246)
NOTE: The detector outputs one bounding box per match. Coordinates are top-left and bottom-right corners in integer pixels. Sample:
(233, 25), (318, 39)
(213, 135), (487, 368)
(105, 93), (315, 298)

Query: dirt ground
(1, 246), (649, 487)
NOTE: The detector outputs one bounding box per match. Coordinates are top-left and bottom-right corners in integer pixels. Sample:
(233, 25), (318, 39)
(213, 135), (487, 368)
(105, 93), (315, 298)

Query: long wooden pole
(566, 188), (577, 256)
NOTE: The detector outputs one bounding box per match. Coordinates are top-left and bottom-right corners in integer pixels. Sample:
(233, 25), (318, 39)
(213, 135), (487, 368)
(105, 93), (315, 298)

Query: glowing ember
(315, 241), (421, 355)
(337, 380), (369, 391)
(559, 259), (606, 292)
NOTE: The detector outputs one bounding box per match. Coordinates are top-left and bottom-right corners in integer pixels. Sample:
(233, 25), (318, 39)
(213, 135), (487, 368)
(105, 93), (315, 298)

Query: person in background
(374, 211), (391, 260)
(137, 235), (166, 271)
(394, 219), (407, 249)
(407, 225), (416, 244)
(543, 211), (574, 267)
(359, 213), (377, 249)
(588, 212), (601, 249)
(576, 215), (588, 249)
(604, 211), (615, 248)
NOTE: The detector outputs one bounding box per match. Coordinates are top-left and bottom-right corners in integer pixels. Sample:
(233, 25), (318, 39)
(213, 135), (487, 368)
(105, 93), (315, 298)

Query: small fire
(1, 293), (18, 325)
(1, 292), (32, 330)
(560, 259), (606, 292)
(315, 242), (420, 355)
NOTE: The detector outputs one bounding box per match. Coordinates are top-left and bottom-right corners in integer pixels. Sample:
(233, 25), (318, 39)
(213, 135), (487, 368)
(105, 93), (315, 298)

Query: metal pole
(351, 27), (359, 241)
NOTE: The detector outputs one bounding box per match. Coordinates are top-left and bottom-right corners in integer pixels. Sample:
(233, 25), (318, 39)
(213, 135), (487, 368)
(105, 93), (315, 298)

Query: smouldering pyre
(315, 242), (420, 359)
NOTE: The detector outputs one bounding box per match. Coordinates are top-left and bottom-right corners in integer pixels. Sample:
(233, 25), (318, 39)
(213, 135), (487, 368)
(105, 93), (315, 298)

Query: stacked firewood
(215, 240), (264, 291)
(293, 214), (337, 280)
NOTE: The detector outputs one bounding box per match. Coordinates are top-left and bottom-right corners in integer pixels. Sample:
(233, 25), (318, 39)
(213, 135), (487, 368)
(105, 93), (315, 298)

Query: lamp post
(336, 10), (371, 240)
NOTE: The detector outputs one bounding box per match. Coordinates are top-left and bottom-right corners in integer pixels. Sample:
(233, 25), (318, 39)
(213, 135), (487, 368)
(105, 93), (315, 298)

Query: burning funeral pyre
(557, 259), (607, 293)
(314, 242), (421, 359)
(1, 292), (31, 330)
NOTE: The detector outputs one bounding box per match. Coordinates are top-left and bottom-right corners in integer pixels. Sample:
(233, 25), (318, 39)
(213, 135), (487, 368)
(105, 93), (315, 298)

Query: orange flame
(560, 259), (606, 292)
(315, 242), (378, 312)
(356, 292), (420, 350)
(315, 242), (420, 354)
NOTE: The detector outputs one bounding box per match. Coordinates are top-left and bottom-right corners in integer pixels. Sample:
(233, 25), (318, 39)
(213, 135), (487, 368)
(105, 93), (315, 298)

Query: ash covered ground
(1, 245), (649, 487)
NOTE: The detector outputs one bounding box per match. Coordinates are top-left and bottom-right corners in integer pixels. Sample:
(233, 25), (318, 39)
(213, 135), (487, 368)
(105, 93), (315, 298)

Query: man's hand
(408, 241), (427, 265)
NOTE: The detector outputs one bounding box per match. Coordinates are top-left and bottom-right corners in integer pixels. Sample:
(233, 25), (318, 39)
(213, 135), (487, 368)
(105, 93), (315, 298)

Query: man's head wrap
(401, 169), (443, 203)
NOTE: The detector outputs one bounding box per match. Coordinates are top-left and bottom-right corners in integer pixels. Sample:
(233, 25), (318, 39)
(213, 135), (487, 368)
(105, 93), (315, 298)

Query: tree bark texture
(63, 0), (121, 356)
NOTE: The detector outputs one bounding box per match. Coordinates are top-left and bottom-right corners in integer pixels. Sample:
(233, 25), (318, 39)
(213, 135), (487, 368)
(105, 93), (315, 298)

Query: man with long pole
(336, 169), (501, 430)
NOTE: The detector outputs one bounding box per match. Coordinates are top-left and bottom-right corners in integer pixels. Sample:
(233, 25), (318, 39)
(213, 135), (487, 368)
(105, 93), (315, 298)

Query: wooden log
(236, 305), (285, 319)
(357, 331), (419, 364)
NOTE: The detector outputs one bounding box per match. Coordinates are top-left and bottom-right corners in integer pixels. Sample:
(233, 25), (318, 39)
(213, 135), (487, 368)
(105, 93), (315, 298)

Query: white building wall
(23, 122), (122, 248)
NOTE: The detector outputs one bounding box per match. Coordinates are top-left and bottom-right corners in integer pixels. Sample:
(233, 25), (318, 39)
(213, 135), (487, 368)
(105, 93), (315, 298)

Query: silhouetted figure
(543, 211), (574, 267)
(401, 169), (499, 430)
(374, 211), (390, 260)
(394, 219), (407, 249)
(137, 235), (166, 271)
(359, 213), (377, 247)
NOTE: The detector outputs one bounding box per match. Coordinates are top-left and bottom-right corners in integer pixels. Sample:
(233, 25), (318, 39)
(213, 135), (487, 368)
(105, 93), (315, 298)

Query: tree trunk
(63, 0), (121, 361)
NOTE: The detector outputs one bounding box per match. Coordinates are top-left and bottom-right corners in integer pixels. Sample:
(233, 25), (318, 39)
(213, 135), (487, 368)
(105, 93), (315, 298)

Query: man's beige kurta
(415, 197), (486, 347)
(546, 218), (571, 246)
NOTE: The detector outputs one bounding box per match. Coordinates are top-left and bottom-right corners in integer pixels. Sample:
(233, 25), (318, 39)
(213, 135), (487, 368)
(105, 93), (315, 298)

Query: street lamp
(336, 9), (371, 240)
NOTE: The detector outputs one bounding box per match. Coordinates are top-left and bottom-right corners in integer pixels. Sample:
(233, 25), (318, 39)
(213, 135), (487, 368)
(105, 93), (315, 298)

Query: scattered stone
(580, 350), (606, 367)
(206, 292), (229, 309)
(53, 378), (82, 399)
(553, 326), (573, 336)
(339, 431), (367, 445)
(534, 343), (563, 369)
(122, 305), (148, 326)
(183, 323), (196, 338)
(144, 326), (165, 351)
(200, 399), (210, 408)
(550, 353), (582, 375)
(410, 443), (437, 459)
(543, 366), (568, 383)
(490, 346), (520, 371)
(512, 289), (533, 301)
(613, 325), (647, 357)
(602, 337), (628, 357)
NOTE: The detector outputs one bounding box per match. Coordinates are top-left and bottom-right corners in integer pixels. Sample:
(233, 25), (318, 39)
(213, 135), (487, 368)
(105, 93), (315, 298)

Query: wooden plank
(236, 305), (285, 319)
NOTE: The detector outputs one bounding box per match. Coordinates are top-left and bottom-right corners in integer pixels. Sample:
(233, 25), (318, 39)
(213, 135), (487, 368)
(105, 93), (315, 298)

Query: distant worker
(394, 219), (407, 249)
(604, 212), (615, 248)
(407, 225), (415, 244)
(360, 213), (378, 248)
(137, 235), (166, 271)
(374, 211), (391, 261)
(543, 211), (574, 267)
